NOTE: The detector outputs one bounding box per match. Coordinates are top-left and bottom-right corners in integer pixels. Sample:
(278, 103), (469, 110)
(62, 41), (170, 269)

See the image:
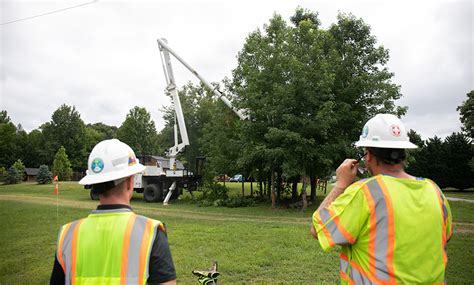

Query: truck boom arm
(157, 38), (248, 120)
(158, 39), (190, 159)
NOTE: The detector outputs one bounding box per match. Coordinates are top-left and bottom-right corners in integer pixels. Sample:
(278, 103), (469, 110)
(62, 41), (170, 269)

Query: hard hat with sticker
(79, 139), (145, 185)
(354, 114), (417, 149)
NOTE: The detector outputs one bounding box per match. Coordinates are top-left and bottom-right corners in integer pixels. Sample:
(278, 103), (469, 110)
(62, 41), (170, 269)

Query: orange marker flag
(53, 175), (59, 195)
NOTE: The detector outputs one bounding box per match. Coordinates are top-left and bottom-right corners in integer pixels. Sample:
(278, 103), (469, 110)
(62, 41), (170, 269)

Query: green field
(0, 182), (473, 284)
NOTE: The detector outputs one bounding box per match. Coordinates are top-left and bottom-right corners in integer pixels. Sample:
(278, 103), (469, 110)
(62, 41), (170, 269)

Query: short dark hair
(367, 147), (406, 165)
(91, 181), (116, 196)
(91, 178), (126, 197)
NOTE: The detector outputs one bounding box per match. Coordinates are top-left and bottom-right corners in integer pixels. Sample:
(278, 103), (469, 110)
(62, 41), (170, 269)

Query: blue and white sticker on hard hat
(361, 125), (369, 138)
(91, 158), (105, 173)
(390, 125), (401, 137)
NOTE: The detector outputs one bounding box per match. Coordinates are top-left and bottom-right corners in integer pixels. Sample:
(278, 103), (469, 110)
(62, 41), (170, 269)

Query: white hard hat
(354, 114), (418, 149)
(79, 139), (145, 185)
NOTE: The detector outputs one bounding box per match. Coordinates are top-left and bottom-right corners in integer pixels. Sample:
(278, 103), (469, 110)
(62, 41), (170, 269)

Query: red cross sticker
(390, 125), (401, 137)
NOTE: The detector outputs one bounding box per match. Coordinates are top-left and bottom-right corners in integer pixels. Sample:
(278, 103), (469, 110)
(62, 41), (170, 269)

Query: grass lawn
(0, 182), (473, 284)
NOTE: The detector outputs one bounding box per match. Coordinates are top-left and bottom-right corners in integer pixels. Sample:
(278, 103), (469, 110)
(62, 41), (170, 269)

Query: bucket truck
(101, 38), (246, 204)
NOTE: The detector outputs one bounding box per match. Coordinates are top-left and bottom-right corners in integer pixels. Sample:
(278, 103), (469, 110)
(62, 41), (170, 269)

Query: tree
(444, 133), (473, 190)
(12, 159), (26, 181)
(5, 167), (22, 184)
(0, 167), (6, 183)
(117, 106), (159, 156)
(22, 129), (48, 168)
(85, 123), (118, 153)
(0, 110), (18, 168)
(457, 90), (474, 139)
(52, 146), (73, 181)
(36, 165), (53, 184)
(42, 104), (87, 171)
(229, 9), (405, 201)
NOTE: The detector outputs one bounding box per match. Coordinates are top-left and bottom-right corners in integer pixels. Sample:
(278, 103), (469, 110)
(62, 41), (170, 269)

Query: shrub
(198, 182), (256, 208)
(36, 165), (52, 184)
(0, 167), (6, 183)
(12, 159), (25, 181)
(6, 167), (22, 184)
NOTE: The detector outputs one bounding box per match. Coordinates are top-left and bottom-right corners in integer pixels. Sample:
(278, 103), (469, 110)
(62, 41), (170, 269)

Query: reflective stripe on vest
(361, 178), (396, 283)
(340, 253), (378, 285)
(318, 208), (356, 245)
(57, 219), (84, 285)
(56, 209), (161, 285)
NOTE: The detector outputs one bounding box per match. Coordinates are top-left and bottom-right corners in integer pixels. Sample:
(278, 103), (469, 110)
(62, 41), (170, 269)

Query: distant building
(24, 168), (39, 182)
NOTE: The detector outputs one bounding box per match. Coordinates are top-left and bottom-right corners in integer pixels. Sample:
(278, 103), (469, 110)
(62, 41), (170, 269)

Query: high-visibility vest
(56, 208), (162, 285)
(313, 175), (453, 284)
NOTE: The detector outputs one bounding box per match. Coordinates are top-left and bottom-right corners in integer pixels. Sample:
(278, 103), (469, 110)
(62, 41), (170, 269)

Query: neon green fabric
(58, 210), (160, 285)
(312, 175), (452, 284)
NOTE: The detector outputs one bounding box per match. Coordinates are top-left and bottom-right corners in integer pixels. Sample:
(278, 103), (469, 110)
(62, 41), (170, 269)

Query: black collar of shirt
(96, 204), (133, 211)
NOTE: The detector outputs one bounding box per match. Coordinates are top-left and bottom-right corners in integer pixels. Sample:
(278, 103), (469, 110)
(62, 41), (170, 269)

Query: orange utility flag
(53, 175), (59, 195)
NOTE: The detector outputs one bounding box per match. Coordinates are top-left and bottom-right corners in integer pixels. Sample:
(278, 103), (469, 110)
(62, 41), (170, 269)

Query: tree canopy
(226, 9), (405, 190)
(117, 106), (159, 156)
(457, 90), (474, 139)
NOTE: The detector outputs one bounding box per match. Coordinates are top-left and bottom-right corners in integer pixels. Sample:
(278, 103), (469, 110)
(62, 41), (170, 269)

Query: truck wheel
(90, 190), (100, 201)
(143, 184), (162, 202)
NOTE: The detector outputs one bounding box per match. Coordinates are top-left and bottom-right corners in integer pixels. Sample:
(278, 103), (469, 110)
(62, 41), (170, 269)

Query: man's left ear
(127, 176), (134, 190)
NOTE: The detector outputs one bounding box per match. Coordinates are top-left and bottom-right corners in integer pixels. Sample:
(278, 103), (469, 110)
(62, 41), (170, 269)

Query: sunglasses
(357, 152), (368, 163)
(356, 152), (368, 175)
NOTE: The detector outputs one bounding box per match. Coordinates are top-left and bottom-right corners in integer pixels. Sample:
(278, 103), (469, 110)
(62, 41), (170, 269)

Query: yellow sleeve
(312, 181), (369, 252)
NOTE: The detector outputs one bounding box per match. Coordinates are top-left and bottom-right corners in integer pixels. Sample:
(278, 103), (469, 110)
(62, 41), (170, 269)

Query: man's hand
(335, 159), (358, 189)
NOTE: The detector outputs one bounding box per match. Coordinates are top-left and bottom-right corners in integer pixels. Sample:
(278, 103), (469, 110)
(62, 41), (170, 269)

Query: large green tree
(42, 105), (87, 171)
(117, 106), (159, 156)
(227, 9), (405, 201)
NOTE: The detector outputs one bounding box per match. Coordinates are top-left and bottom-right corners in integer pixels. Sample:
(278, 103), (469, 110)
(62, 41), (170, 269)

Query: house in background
(24, 168), (39, 182)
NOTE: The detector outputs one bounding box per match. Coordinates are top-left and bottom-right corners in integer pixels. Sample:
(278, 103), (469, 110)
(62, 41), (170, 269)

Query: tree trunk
(301, 175), (308, 212)
(250, 176), (253, 197)
(310, 175), (316, 202)
(259, 181), (263, 198)
(292, 178), (298, 201)
(271, 172), (276, 209)
(241, 176), (245, 197)
(276, 172), (282, 202)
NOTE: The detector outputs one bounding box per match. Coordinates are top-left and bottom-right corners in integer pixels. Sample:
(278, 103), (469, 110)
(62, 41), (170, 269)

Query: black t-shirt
(50, 204), (176, 284)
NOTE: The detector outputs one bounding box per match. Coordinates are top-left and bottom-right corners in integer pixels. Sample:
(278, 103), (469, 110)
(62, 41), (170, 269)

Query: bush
(12, 159), (25, 181)
(201, 182), (229, 201)
(0, 167), (6, 183)
(36, 165), (52, 184)
(5, 167), (22, 184)
(198, 183), (256, 208)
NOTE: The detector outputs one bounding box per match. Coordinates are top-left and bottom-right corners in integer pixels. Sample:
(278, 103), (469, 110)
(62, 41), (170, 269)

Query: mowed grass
(0, 182), (473, 284)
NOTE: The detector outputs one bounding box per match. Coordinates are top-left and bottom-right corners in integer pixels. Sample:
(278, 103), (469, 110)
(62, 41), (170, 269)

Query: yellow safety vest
(56, 208), (162, 285)
(313, 175), (452, 284)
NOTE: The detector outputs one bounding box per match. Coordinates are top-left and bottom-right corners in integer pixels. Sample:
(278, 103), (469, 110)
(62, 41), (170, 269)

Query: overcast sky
(1, 0), (472, 140)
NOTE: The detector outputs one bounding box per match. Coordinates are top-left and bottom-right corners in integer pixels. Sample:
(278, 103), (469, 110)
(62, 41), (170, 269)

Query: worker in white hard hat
(50, 139), (177, 285)
(310, 114), (452, 284)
